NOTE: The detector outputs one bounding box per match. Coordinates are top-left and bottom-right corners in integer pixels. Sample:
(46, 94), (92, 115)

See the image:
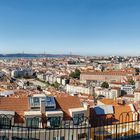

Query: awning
(0, 110), (15, 116)
(46, 110), (63, 117)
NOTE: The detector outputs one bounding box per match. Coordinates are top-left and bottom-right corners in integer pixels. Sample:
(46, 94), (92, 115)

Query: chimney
(40, 100), (46, 114)
(87, 104), (90, 119)
(83, 102), (90, 119)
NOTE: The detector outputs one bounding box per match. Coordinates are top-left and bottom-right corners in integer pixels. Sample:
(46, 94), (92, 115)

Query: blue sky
(0, 0), (140, 55)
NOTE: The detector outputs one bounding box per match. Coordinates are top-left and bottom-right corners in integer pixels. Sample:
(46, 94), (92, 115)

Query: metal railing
(0, 115), (90, 140)
(92, 111), (140, 140)
(0, 112), (140, 140)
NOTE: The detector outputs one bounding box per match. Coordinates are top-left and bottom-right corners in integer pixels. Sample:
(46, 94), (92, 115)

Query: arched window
(0, 115), (12, 129)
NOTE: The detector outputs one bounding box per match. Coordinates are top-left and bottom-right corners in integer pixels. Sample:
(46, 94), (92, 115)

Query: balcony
(0, 115), (90, 140)
(0, 113), (140, 140)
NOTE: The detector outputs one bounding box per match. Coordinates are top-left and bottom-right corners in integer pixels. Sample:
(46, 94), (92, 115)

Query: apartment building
(37, 73), (69, 86)
(11, 69), (33, 78)
(80, 70), (135, 83)
(0, 92), (88, 138)
(95, 87), (121, 99)
(0, 91), (89, 139)
(66, 84), (93, 95)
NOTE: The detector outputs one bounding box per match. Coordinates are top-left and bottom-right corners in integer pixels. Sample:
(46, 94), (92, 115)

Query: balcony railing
(0, 112), (140, 140)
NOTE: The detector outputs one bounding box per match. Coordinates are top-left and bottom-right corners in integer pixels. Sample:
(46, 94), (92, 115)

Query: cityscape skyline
(0, 0), (140, 55)
(1, 1), (140, 140)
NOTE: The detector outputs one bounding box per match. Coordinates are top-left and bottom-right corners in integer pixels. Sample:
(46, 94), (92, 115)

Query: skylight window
(94, 105), (114, 115)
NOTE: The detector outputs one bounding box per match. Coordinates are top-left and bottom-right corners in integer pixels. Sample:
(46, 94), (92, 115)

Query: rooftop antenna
(43, 48), (46, 57)
(70, 51), (72, 56)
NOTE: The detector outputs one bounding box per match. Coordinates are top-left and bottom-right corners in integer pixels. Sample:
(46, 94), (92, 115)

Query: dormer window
(24, 111), (42, 128)
(69, 108), (87, 125)
(45, 96), (56, 111)
(29, 95), (56, 111)
(33, 97), (40, 106)
(73, 113), (84, 125)
(26, 118), (40, 128)
(47, 117), (61, 128)
(30, 97), (41, 109)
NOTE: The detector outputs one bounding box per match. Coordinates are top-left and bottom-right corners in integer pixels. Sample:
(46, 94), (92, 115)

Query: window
(26, 118), (39, 128)
(45, 96), (56, 110)
(73, 113), (84, 125)
(53, 137), (64, 140)
(78, 133), (88, 140)
(33, 97), (40, 106)
(111, 91), (116, 98)
(0, 136), (9, 140)
(0, 117), (11, 129)
(30, 97), (40, 107)
(12, 137), (39, 140)
(45, 106), (56, 110)
(70, 135), (73, 140)
(48, 117), (61, 127)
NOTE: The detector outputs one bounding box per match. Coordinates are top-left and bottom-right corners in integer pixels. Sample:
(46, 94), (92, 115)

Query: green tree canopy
(51, 81), (60, 89)
(101, 81), (109, 89)
(128, 79), (135, 85)
(69, 69), (81, 79)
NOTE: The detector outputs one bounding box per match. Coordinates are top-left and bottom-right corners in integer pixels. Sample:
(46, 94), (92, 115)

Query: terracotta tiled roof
(0, 97), (29, 115)
(100, 99), (118, 106)
(90, 104), (132, 127)
(55, 95), (82, 119)
(110, 82), (124, 85)
(124, 94), (134, 98)
(97, 98), (133, 122)
(81, 70), (135, 76)
(111, 87), (121, 90)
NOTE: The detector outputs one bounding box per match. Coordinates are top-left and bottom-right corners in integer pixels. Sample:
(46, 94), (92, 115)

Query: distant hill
(0, 53), (79, 58)
(0, 54), (4, 57)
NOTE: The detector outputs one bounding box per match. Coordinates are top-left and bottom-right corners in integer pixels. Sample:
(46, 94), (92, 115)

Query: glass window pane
(73, 113), (84, 125)
(48, 117), (61, 127)
(26, 118), (39, 128)
(12, 137), (39, 140)
(33, 97), (40, 106)
(0, 136), (9, 140)
(0, 117), (11, 129)
(53, 137), (64, 140)
(78, 133), (88, 140)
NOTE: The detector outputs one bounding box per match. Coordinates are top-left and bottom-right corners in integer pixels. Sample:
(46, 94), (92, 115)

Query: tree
(69, 69), (81, 79)
(33, 72), (37, 78)
(51, 82), (60, 89)
(92, 92), (97, 98)
(128, 79), (135, 85)
(101, 81), (109, 89)
(26, 81), (30, 86)
(37, 85), (42, 91)
(135, 68), (139, 75)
